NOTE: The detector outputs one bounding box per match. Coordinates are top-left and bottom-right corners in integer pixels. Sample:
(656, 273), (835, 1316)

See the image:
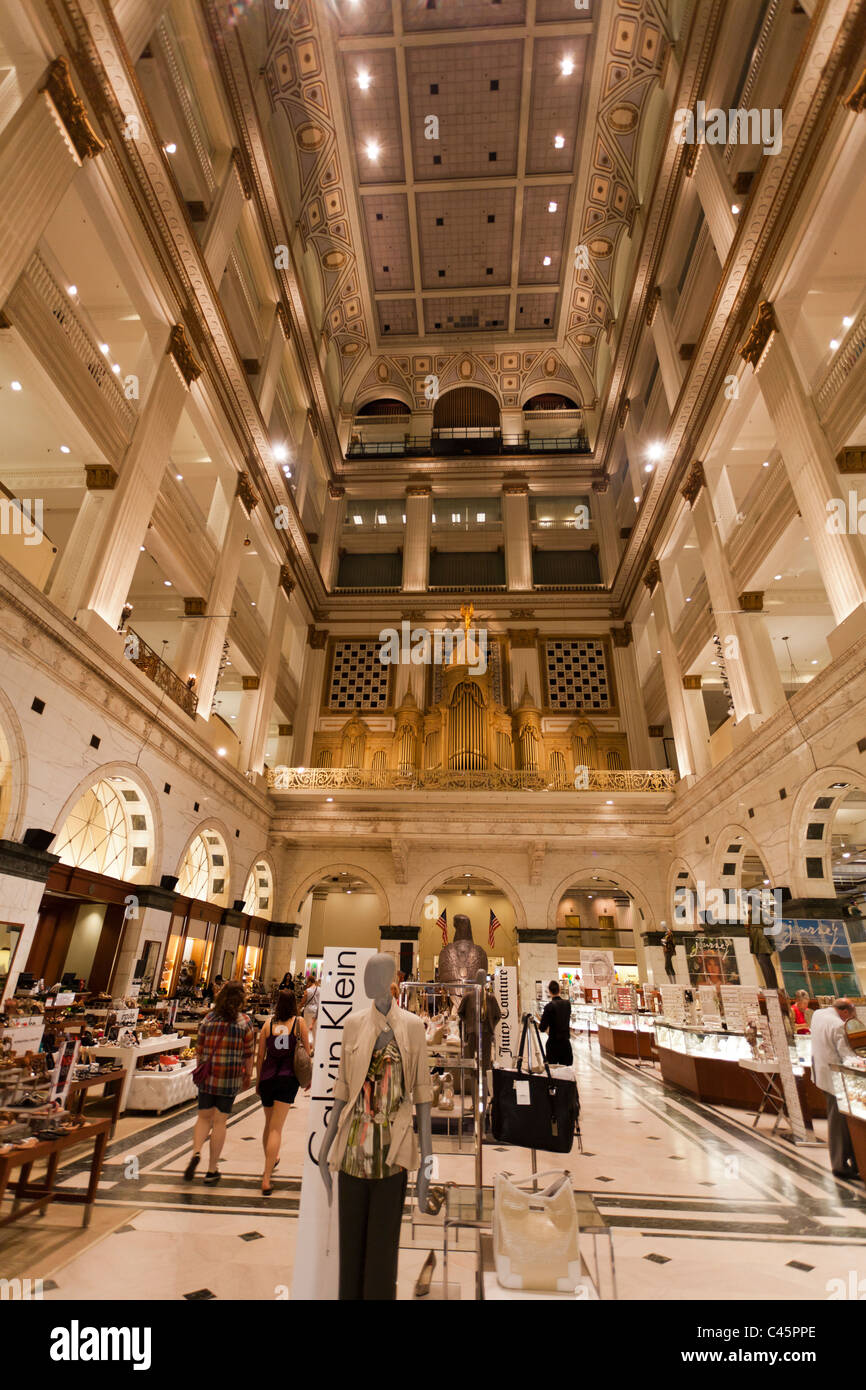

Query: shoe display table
(90, 1034), (182, 1113)
(127, 1060), (197, 1112)
(67, 1067), (125, 1137)
(0, 1116), (111, 1230)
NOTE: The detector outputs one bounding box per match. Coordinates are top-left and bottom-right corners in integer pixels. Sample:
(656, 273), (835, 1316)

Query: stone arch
(545, 864), (656, 934)
(289, 861), (391, 923)
(50, 761), (162, 886)
(175, 818), (234, 906)
(788, 764), (866, 899)
(0, 683), (28, 840)
(409, 863), (527, 933)
(666, 856), (697, 924)
(240, 850), (277, 920)
(710, 823), (775, 891)
(354, 384), (414, 414)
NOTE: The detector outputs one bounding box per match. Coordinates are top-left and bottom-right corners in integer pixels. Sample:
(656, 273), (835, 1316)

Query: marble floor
(3, 1035), (865, 1301)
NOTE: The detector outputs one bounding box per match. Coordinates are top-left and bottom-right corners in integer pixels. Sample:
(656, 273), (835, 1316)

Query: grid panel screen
(328, 641), (390, 711)
(544, 639), (610, 710)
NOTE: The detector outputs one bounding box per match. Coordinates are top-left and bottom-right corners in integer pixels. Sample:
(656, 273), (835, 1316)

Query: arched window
(53, 776), (153, 883)
(177, 829), (229, 905)
(243, 859), (273, 919)
(523, 392), (580, 411)
(357, 398), (409, 417)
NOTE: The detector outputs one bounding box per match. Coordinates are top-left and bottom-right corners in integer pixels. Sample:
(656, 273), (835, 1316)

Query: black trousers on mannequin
(338, 1169), (408, 1299)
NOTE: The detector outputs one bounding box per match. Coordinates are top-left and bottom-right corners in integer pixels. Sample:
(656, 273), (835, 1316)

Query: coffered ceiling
(263, 0), (667, 410)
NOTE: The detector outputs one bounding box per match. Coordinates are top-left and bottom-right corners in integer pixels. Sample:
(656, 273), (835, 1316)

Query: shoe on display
(414, 1250), (436, 1298)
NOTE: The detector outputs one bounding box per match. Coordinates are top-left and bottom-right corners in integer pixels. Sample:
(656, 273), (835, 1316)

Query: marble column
(112, 0), (166, 60)
(403, 486), (431, 592)
(516, 929), (559, 1018)
(0, 63), (99, 310)
(692, 145), (737, 263)
(502, 483), (532, 591)
(592, 480), (619, 586)
(48, 467), (118, 616)
(683, 462), (786, 723)
(611, 626), (652, 768)
(379, 925), (420, 979)
(202, 150), (248, 282)
(651, 291), (684, 411)
(681, 675), (711, 777)
(80, 329), (198, 632)
(194, 494), (249, 716)
(246, 590), (288, 775)
(292, 630), (328, 766)
(318, 484), (344, 591)
(646, 563), (695, 778)
(746, 306), (866, 637)
(261, 923), (300, 988)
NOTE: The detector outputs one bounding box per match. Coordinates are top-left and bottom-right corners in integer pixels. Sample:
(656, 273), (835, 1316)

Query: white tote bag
(493, 1170), (581, 1293)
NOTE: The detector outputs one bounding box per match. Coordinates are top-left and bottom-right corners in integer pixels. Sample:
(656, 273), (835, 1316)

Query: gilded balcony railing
(815, 304), (866, 418)
(125, 628), (198, 718)
(267, 766), (676, 792)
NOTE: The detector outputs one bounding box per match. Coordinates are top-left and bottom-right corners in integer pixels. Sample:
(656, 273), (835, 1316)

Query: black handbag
(490, 1014), (579, 1154)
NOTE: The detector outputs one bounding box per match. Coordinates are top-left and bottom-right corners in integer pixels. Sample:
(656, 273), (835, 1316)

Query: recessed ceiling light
(644, 463), (654, 472)
(560, 56), (574, 76)
(273, 443), (288, 462)
(548, 201), (558, 213)
(843, 851), (851, 859)
(731, 203), (740, 215)
(163, 580), (172, 587)
(762, 459), (770, 467)
(365, 139), (381, 161)
(773, 573), (782, 580)
(811, 659), (818, 665)
(100, 343), (110, 355)
(175, 473), (183, 481)
(67, 285), (78, 297)
(829, 339), (839, 351)
(326, 796), (333, 802)
(633, 495), (640, 504)
(542, 255), (551, 266)
(217, 747), (226, 756)
(554, 134), (565, 149)
(112, 363), (121, 374)
(646, 441), (665, 462)
(606, 800), (613, 806)
(842, 315), (854, 328)
(140, 545), (146, 551)
(251, 601), (256, 607)
(10, 381), (22, 391)
(357, 70), (371, 90)
(60, 445), (70, 453)
(686, 596), (692, 602)
(164, 142), (177, 154)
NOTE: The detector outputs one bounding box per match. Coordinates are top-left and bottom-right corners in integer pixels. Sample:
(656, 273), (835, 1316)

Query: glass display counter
(831, 1062), (866, 1182)
(596, 1008), (655, 1060)
(570, 1003), (597, 1034)
(654, 1021), (825, 1115)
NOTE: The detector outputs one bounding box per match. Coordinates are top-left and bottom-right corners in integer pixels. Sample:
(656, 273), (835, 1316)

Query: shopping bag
(493, 1170), (581, 1292)
(490, 1014), (578, 1153)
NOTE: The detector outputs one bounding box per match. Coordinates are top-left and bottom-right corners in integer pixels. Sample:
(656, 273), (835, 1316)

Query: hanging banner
(291, 946), (376, 1301)
(493, 966), (519, 1065)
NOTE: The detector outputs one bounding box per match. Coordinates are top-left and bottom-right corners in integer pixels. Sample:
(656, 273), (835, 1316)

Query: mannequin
(318, 954), (433, 1300)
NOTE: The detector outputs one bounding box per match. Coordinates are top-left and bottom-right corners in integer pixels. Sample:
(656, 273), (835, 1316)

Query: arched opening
(297, 868), (389, 977)
(417, 871), (517, 977)
(176, 827), (230, 906)
(432, 386), (501, 454)
(356, 397), (411, 417)
(554, 875), (643, 992)
(53, 774), (154, 884)
(243, 857), (274, 920)
(523, 392), (581, 411)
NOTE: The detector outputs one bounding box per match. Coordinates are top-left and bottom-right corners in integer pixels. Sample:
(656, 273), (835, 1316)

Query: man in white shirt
(811, 998), (859, 1178)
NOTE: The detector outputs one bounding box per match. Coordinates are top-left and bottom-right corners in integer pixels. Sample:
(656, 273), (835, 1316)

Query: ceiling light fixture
(774, 573), (782, 580)
(217, 747), (226, 757)
(326, 796), (333, 802)
(843, 851), (851, 859)
(377, 514), (387, 524)
(606, 800), (613, 806)
(273, 443), (288, 462)
(164, 142), (177, 154)
(762, 459), (770, 467)
(842, 315), (854, 329)
(646, 441), (665, 462)
(731, 203), (740, 215)
(175, 473), (183, 481)
(112, 363), (121, 374)
(829, 339), (839, 351)
(548, 201), (558, 213)
(554, 134), (565, 149)
(10, 381), (22, 391)
(60, 445), (70, 454)
(365, 139), (381, 161)
(633, 496), (640, 504)
(357, 70), (371, 91)
(100, 343), (110, 355)
(163, 580), (172, 587)
(67, 285), (78, 297)
(560, 56), (574, 76)
(542, 255), (551, 266)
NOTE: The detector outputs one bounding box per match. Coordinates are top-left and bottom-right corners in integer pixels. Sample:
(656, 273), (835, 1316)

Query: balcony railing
(267, 766), (675, 792)
(346, 431), (591, 459)
(125, 628), (198, 718)
(815, 304), (866, 418)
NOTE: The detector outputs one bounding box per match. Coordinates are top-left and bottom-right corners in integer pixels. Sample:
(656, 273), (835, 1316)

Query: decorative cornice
(136, 883), (181, 913)
(405, 485), (432, 497)
(611, 623), (632, 648)
(275, 302), (290, 340)
(267, 921), (300, 938)
(379, 924), (420, 941)
(645, 286), (661, 326)
(167, 323), (203, 387)
(230, 146), (253, 199)
(307, 626), (328, 649)
(0, 838), (60, 884)
(740, 300), (778, 370)
(510, 609), (535, 620)
(591, 477), (610, 493)
(40, 56), (105, 164)
(516, 928), (558, 944)
(738, 591), (764, 612)
(327, 482), (345, 501)
(617, 394), (630, 429)
(681, 460), (706, 508)
(279, 565), (295, 597)
(643, 560), (661, 593)
(84, 465), (118, 490)
(306, 406), (318, 438)
(236, 471), (258, 514)
(502, 482), (529, 496)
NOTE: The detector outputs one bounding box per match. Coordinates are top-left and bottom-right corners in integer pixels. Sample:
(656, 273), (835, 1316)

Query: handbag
(192, 1055), (212, 1089)
(493, 1170), (581, 1292)
(490, 1014), (579, 1153)
(293, 1021), (313, 1088)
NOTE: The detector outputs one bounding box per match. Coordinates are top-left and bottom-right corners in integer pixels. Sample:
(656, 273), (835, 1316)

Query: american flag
(436, 906), (448, 945)
(488, 907), (501, 947)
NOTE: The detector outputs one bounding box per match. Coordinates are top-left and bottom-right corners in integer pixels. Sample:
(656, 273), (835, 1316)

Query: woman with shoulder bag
(184, 982), (254, 1186)
(256, 990), (312, 1196)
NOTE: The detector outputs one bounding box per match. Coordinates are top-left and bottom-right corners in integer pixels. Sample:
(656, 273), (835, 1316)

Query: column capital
(167, 324), (202, 387)
(405, 484), (432, 497)
(681, 460), (706, 508)
(643, 560), (661, 592)
(740, 300), (778, 370)
(279, 564), (295, 596)
(837, 448), (866, 474)
(645, 286), (661, 326)
(276, 302), (291, 339)
(617, 393), (630, 429)
(738, 591), (764, 611)
(84, 465), (117, 490)
(307, 625), (328, 649)
(242, 675), (260, 690)
(682, 674), (702, 690)
(327, 481), (345, 500)
(502, 480), (529, 495)
(40, 57), (105, 164)
(843, 66), (866, 113)
(236, 471), (258, 514)
(230, 147), (253, 200)
(591, 476), (610, 493)
(184, 596), (207, 617)
(648, 724), (665, 738)
(508, 628), (539, 648)
(611, 622), (632, 648)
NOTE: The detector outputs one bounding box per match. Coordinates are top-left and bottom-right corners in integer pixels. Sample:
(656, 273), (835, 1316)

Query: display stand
(90, 1033), (182, 1112)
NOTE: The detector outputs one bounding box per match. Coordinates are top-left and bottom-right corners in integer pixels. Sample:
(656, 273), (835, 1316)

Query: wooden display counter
(598, 1021), (654, 1061)
(657, 1044), (826, 1117)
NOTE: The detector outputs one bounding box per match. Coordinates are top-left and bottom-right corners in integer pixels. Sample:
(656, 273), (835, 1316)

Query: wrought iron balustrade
(345, 432), (591, 459)
(125, 628), (198, 718)
(267, 765), (675, 792)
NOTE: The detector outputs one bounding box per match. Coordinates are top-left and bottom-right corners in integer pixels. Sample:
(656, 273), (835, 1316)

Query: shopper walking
(184, 981), (254, 1186)
(255, 990), (311, 1196)
(303, 974), (321, 1052)
(538, 979), (573, 1065)
(811, 997), (859, 1179)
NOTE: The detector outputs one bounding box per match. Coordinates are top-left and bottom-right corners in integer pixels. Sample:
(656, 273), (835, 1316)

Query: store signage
(494, 966), (518, 1065)
(580, 949), (615, 988)
(292, 946), (376, 1301)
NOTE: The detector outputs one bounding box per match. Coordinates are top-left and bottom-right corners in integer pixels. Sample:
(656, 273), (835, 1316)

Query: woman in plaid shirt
(184, 981), (255, 1186)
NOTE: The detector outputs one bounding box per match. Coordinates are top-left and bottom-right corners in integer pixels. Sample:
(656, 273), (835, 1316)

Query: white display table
(127, 1060), (197, 1113)
(90, 1034), (182, 1113)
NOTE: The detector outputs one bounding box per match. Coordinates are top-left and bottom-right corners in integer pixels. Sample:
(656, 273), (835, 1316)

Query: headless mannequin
(318, 956), (432, 1296)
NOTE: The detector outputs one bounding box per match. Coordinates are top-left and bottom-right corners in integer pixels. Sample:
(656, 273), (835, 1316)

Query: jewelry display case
(570, 1003), (598, 1034)
(831, 1062), (866, 1182)
(596, 1008), (655, 1060)
(654, 1021), (825, 1115)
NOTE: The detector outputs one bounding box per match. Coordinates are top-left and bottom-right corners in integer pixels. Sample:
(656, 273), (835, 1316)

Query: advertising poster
(685, 934), (740, 986)
(493, 965), (519, 1065)
(772, 919), (860, 997)
(580, 948), (615, 988)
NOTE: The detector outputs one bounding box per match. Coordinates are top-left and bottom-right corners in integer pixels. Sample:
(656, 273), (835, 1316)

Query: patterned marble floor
(4, 1035), (865, 1300)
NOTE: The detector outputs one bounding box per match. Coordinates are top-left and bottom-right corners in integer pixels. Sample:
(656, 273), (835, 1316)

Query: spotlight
(164, 142), (177, 154)
(560, 56), (574, 76)
(554, 134), (565, 149)
(357, 70), (371, 91)
(365, 139), (381, 161)
(548, 201), (558, 213)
